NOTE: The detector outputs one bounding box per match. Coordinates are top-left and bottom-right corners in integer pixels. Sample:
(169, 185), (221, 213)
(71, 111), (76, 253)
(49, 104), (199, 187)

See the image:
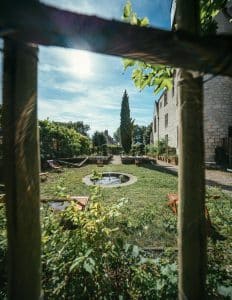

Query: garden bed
(157, 155), (178, 165)
(121, 155), (154, 164)
(59, 155), (112, 164)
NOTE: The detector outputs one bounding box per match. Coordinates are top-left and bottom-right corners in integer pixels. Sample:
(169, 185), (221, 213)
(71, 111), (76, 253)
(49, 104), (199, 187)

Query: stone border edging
(82, 172), (137, 188)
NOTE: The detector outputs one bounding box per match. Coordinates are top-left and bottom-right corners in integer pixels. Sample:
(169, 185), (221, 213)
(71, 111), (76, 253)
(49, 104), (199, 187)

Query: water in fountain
(95, 174), (121, 185)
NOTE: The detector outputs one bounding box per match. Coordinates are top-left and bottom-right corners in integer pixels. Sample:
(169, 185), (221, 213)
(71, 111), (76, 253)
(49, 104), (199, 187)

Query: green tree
(120, 90), (133, 154)
(92, 131), (107, 154)
(54, 121), (90, 136)
(113, 127), (121, 144)
(39, 120), (90, 160)
(133, 124), (146, 144)
(143, 123), (152, 145)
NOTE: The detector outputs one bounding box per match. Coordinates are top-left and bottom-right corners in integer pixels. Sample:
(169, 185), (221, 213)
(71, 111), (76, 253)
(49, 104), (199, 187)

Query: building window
(154, 116), (157, 133)
(164, 92), (168, 106)
(165, 113), (168, 128)
(160, 100), (162, 108)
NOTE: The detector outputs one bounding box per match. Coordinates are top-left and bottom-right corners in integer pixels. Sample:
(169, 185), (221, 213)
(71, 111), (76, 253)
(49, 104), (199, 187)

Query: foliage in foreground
(40, 186), (176, 299)
(122, 0), (228, 94)
(0, 186), (231, 299)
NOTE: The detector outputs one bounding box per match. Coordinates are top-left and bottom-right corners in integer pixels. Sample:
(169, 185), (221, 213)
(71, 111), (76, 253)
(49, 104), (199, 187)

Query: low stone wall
(57, 155), (113, 164)
(121, 156), (155, 164)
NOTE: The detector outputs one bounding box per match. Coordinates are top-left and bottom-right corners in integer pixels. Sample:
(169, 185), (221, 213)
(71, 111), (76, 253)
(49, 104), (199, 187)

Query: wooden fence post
(2, 39), (41, 299)
(176, 1), (207, 299)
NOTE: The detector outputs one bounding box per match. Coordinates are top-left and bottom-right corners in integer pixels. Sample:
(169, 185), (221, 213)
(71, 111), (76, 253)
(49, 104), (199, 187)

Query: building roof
(155, 89), (166, 105)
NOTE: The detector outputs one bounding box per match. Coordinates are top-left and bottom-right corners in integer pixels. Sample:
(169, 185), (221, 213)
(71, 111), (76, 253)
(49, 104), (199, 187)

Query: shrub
(107, 144), (123, 155)
(0, 187), (231, 299)
(145, 145), (157, 156)
(39, 120), (90, 160)
(40, 186), (181, 299)
(131, 143), (145, 156)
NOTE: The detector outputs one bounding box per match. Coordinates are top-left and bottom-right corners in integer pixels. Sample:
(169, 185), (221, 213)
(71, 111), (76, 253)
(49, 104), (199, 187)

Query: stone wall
(204, 75), (232, 161)
(152, 76), (179, 149)
(204, 3), (232, 161)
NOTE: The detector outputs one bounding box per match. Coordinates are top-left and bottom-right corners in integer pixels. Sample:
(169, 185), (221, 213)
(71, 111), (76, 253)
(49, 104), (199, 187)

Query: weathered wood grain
(177, 1), (206, 299)
(3, 39), (41, 299)
(0, 1), (231, 76)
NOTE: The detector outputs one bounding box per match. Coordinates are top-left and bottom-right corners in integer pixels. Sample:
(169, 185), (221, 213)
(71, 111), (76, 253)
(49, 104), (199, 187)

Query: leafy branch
(122, 0), (228, 95)
(123, 1), (173, 94)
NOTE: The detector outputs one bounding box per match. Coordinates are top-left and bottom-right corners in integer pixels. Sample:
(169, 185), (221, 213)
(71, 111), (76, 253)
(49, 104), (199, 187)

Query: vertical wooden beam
(176, 1), (206, 299)
(2, 39), (41, 299)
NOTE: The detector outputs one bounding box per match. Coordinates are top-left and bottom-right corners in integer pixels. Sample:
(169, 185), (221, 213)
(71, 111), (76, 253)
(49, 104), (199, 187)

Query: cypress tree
(120, 90), (133, 153)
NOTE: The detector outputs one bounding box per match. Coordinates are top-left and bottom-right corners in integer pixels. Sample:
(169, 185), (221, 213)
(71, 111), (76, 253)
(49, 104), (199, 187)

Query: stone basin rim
(83, 172), (137, 188)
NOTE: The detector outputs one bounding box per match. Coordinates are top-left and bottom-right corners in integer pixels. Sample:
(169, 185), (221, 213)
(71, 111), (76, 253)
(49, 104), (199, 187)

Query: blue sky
(1, 0), (172, 136)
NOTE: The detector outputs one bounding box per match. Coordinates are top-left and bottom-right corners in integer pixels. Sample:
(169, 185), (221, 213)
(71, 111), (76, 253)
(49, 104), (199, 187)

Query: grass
(40, 163), (232, 249)
(41, 163), (178, 247)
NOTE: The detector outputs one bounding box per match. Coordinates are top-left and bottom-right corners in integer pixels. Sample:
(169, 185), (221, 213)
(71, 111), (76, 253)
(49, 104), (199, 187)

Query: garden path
(156, 160), (232, 194)
(110, 155), (122, 165)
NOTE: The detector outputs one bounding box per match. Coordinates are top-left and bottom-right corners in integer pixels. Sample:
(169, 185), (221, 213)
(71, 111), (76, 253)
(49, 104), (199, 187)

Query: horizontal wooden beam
(0, 1), (232, 76)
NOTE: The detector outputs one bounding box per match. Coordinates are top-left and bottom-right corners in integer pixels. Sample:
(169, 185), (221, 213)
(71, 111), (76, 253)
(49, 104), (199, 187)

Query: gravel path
(110, 155), (122, 165)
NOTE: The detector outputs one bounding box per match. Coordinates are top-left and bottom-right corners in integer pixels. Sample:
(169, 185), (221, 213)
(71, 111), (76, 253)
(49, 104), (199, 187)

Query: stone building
(152, 2), (232, 163)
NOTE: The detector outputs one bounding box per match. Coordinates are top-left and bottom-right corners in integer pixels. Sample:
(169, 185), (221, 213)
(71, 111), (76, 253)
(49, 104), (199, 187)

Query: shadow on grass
(205, 179), (232, 193)
(141, 163), (232, 194)
(139, 163), (178, 177)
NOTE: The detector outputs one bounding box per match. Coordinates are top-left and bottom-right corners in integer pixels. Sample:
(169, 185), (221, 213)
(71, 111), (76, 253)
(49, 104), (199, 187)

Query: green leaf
(140, 17), (149, 27)
(123, 58), (135, 70)
(131, 13), (138, 25)
(123, 1), (132, 18)
(69, 256), (85, 272)
(132, 245), (139, 257)
(83, 258), (95, 274)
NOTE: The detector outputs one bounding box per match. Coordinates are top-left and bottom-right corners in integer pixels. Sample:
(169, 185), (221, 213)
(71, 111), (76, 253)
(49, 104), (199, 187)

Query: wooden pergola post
(176, 1), (206, 299)
(2, 39), (41, 299)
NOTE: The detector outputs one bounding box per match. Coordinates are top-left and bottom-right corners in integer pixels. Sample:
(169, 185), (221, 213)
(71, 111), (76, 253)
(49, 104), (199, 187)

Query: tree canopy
(92, 131), (107, 148)
(39, 120), (90, 160)
(133, 124), (146, 144)
(54, 121), (90, 136)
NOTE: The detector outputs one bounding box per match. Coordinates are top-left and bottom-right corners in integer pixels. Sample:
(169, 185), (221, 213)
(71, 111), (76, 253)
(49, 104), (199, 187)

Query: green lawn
(41, 164), (178, 247)
(40, 163), (232, 249)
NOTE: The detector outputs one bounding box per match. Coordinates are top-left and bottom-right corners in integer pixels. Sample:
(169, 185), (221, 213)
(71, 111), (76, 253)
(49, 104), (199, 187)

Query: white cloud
(39, 48), (95, 79)
(38, 96), (120, 135)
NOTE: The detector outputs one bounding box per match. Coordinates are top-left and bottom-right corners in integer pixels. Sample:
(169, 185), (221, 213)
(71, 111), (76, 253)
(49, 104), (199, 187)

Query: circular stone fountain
(83, 172), (137, 188)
